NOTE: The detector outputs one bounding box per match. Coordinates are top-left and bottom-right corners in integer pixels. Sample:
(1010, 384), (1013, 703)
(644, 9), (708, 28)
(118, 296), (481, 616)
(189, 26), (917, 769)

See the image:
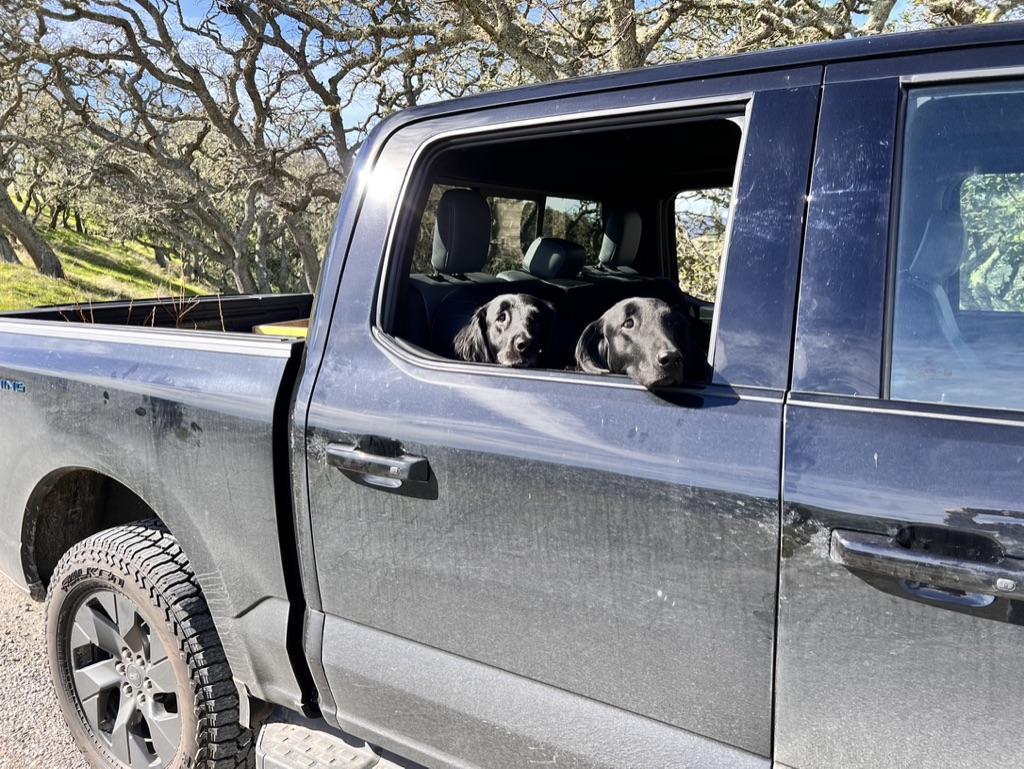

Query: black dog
(453, 293), (561, 368)
(576, 297), (697, 388)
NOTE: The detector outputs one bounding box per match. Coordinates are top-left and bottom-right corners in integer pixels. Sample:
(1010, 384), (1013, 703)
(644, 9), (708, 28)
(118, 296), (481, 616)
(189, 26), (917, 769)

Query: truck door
(301, 68), (820, 769)
(777, 46), (1024, 769)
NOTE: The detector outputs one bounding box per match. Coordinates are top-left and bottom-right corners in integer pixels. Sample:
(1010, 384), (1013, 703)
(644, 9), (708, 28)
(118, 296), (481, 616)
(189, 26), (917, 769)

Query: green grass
(0, 228), (215, 312)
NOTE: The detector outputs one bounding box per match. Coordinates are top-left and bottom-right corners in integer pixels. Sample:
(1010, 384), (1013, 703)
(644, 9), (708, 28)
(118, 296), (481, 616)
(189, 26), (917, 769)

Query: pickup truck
(2, 22), (1024, 769)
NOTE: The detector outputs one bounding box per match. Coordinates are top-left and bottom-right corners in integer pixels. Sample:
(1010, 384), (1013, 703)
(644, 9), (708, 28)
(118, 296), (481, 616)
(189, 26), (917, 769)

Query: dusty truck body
(3, 22), (1024, 769)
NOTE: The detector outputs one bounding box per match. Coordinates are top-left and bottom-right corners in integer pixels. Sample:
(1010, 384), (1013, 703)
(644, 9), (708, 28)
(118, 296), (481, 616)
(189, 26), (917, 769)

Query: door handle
(326, 442), (430, 483)
(830, 529), (1024, 599)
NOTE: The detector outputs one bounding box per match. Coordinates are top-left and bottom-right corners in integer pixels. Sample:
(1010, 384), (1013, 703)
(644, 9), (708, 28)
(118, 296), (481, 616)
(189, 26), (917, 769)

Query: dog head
(454, 293), (557, 368)
(575, 297), (689, 388)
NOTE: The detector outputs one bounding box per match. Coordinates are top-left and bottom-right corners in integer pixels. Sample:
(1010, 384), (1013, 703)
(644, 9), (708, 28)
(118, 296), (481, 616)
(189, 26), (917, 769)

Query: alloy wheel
(67, 588), (181, 768)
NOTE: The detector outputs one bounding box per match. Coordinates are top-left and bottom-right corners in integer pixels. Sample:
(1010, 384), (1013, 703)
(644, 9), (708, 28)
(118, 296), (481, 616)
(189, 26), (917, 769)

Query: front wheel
(46, 520), (254, 768)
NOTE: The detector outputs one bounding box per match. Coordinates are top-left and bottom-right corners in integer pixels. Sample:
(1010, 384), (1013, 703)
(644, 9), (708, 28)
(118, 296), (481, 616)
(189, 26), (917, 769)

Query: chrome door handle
(326, 443), (430, 483)
(830, 529), (1024, 598)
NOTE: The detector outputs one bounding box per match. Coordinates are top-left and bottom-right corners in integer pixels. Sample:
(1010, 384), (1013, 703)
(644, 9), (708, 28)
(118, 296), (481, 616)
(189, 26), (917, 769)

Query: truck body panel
(0, 316), (307, 708)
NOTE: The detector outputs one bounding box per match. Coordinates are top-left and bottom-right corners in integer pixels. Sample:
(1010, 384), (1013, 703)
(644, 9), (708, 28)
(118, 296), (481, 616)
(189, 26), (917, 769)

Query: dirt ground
(0, 578), (87, 768)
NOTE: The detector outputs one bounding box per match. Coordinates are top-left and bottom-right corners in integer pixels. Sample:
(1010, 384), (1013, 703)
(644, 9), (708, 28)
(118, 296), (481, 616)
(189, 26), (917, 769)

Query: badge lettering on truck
(0, 379), (26, 393)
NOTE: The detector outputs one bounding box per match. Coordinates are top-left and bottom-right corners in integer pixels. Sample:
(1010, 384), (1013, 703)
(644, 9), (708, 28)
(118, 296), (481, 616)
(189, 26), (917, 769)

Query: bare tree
(2, 0), (1022, 295)
(0, 19), (65, 278)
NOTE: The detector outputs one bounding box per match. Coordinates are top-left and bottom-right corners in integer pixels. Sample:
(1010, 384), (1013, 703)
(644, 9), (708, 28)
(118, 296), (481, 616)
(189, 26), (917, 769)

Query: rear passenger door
(303, 69), (820, 769)
(778, 47), (1024, 769)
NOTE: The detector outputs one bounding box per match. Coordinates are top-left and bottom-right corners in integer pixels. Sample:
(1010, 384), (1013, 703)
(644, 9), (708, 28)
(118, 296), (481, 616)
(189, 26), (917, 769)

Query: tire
(45, 519), (254, 769)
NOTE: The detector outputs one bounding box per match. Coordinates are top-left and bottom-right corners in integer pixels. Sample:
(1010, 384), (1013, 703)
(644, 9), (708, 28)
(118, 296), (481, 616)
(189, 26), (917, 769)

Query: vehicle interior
(892, 85), (1024, 407)
(383, 111), (744, 383)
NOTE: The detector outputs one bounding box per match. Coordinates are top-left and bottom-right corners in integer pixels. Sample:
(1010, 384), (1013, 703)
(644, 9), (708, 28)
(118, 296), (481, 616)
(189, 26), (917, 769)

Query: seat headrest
(523, 237), (586, 280)
(432, 189), (491, 275)
(907, 211), (965, 283)
(598, 208), (642, 269)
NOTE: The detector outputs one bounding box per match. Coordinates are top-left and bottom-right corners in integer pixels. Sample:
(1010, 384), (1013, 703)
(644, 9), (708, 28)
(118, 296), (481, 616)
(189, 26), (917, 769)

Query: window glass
(411, 187), (538, 275)
(675, 188), (730, 302)
(542, 197), (602, 262)
(891, 81), (1024, 410)
(958, 173), (1024, 312)
(487, 196), (539, 274)
(411, 184), (452, 274)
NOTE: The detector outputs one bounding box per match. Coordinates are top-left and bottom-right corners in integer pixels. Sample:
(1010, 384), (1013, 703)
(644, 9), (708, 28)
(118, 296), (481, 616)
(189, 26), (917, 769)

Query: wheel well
(22, 468), (159, 598)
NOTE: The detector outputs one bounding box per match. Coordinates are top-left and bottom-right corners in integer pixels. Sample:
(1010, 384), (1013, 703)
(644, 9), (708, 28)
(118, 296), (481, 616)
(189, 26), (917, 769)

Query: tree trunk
(606, 0), (643, 70)
(73, 209), (84, 234)
(865, 0), (898, 33)
(49, 204), (62, 230)
(231, 255), (258, 293)
(61, 206), (71, 229)
(0, 231), (18, 264)
(151, 244), (169, 268)
(0, 190), (65, 278)
(285, 214), (321, 292)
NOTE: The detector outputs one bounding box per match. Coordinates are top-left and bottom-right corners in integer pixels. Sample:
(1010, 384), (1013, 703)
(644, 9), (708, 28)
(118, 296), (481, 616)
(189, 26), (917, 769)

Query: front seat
(430, 188), (499, 283)
(584, 207), (642, 280)
(398, 189), (497, 349)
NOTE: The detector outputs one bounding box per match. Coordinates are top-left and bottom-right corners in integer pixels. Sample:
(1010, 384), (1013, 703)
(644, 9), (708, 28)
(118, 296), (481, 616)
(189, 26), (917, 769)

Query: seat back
(432, 189), (499, 283)
(897, 210), (976, 364)
(583, 207), (643, 280)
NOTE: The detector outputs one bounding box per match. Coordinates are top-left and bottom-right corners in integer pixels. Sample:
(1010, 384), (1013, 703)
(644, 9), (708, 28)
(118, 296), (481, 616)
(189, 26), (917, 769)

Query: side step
(256, 722), (405, 769)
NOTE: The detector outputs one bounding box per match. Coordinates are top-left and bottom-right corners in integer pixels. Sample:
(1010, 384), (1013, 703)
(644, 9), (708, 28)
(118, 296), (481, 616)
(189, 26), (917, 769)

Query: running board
(256, 721), (404, 769)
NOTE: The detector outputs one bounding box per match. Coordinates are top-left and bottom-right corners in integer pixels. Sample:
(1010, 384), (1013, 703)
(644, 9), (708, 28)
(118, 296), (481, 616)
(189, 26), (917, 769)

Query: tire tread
(46, 519), (254, 768)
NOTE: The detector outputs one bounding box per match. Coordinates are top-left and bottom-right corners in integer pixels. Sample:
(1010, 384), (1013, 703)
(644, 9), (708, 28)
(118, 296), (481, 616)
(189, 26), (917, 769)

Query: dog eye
(622, 317), (635, 329)
(496, 311), (509, 324)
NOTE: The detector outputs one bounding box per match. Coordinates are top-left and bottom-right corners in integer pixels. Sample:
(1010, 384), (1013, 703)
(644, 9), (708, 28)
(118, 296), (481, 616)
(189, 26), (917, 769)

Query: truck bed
(1, 292), (313, 333)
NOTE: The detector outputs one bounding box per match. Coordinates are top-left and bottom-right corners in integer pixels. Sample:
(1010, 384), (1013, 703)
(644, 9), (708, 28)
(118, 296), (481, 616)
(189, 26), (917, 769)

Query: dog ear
(453, 306), (493, 363)
(575, 318), (609, 373)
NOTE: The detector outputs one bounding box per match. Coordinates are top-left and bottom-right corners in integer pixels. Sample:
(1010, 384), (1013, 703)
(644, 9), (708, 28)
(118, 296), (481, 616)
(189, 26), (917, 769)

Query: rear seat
(497, 237), (604, 328)
(585, 206), (711, 320)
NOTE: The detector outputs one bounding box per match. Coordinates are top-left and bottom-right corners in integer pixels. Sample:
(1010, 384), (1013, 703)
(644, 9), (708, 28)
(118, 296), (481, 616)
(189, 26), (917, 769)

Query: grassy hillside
(0, 228), (214, 313)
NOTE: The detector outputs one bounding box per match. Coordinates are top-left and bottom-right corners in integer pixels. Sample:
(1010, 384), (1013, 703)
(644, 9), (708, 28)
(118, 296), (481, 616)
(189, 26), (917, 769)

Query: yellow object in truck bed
(252, 318), (310, 338)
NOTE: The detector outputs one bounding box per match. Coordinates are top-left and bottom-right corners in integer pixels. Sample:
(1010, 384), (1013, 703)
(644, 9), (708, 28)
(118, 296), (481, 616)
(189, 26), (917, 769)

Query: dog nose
(514, 335), (529, 352)
(657, 349), (682, 367)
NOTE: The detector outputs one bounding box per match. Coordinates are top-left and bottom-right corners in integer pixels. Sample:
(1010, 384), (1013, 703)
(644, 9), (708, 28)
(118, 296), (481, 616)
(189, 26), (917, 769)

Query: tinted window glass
(487, 196), (539, 274)
(959, 172), (1024, 312)
(542, 197), (602, 262)
(411, 187), (538, 275)
(891, 81), (1024, 410)
(675, 188), (730, 303)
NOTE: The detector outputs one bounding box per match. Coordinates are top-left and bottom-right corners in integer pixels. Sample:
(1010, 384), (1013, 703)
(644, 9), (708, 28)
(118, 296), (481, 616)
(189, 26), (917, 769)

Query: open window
(384, 110), (744, 386)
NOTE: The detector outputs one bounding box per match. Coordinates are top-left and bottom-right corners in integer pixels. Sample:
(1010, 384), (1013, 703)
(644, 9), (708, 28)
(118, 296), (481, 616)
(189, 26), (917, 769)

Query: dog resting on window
(576, 297), (696, 389)
(453, 293), (563, 368)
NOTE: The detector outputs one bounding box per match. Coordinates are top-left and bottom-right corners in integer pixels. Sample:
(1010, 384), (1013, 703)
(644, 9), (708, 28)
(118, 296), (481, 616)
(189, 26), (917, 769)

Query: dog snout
(513, 334), (530, 353)
(657, 349), (682, 368)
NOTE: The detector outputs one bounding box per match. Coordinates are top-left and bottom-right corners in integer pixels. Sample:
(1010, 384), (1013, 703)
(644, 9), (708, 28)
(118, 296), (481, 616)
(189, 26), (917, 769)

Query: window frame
(372, 96), (751, 392)
(883, 73), (1024, 412)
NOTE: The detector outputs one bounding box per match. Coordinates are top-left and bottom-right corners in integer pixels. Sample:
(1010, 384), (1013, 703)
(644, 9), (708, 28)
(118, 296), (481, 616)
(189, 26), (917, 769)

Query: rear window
(542, 197), (602, 262)
(412, 188), (540, 276)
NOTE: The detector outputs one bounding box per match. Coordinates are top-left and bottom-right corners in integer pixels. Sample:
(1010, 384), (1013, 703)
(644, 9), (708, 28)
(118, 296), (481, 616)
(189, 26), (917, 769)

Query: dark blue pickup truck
(2, 21), (1024, 769)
